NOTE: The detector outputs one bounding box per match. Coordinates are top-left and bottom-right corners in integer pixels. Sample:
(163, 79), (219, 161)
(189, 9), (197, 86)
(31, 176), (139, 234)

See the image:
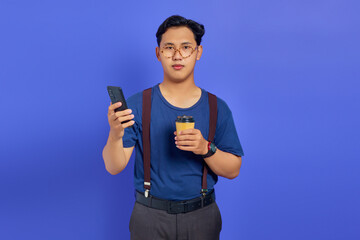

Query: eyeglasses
(160, 45), (198, 59)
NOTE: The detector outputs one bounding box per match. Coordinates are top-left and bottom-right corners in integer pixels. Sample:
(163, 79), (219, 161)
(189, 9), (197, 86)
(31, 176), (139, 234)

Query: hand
(174, 129), (208, 155)
(107, 102), (135, 141)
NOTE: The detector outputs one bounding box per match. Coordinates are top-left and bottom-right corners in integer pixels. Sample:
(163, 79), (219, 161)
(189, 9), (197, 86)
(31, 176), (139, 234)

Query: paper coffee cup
(176, 115), (195, 135)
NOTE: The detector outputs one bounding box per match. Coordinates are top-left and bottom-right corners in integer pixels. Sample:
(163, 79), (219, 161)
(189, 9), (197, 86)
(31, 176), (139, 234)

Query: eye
(165, 46), (173, 50)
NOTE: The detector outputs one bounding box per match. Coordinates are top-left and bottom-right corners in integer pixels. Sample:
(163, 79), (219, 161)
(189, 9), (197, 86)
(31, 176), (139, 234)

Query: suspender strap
(142, 88), (152, 197)
(208, 92), (217, 141)
(201, 92), (217, 195)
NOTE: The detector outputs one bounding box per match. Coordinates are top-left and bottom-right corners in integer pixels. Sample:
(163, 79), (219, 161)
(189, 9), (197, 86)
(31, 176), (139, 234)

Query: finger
(109, 111), (119, 122)
(176, 134), (197, 141)
(116, 114), (135, 123)
(114, 109), (132, 117)
(176, 145), (195, 151)
(122, 120), (135, 129)
(109, 101), (122, 111)
(176, 140), (196, 146)
(108, 102), (122, 115)
(110, 109), (132, 122)
(179, 129), (198, 135)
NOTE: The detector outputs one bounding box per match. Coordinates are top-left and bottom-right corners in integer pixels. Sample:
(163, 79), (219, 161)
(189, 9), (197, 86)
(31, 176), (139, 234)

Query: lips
(172, 64), (184, 70)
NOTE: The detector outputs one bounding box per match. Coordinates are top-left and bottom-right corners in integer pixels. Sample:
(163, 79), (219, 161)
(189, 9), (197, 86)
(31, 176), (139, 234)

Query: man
(102, 15), (244, 240)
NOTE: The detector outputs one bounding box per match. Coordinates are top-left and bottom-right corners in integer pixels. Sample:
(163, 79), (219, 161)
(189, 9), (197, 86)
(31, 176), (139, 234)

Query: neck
(160, 75), (198, 97)
(159, 75), (202, 108)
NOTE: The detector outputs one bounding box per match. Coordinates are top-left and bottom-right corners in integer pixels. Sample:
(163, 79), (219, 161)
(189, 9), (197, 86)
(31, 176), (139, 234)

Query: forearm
(203, 149), (242, 179)
(102, 136), (128, 175)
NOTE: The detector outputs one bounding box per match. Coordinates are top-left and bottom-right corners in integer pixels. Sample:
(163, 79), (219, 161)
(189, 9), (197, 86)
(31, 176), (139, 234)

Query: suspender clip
(201, 189), (208, 197)
(144, 189), (149, 198)
(144, 182), (151, 198)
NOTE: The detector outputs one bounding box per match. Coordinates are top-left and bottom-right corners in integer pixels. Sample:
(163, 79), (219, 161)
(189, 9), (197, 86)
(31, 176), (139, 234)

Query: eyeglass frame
(160, 44), (198, 59)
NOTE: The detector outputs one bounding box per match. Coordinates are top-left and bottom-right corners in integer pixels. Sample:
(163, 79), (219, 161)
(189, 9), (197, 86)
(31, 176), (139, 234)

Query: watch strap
(201, 142), (217, 158)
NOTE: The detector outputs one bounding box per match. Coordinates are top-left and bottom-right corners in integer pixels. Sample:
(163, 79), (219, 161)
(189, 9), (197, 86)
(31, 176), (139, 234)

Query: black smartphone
(107, 86), (130, 124)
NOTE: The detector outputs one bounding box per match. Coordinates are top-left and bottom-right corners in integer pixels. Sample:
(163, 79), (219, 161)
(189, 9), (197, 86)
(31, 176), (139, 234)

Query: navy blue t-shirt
(123, 83), (244, 200)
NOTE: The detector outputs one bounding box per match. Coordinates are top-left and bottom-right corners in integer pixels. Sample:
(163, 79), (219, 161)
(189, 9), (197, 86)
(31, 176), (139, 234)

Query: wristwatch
(201, 141), (217, 158)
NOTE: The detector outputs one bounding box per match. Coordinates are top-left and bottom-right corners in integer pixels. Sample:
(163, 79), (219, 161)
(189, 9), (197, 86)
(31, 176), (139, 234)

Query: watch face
(210, 143), (217, 152)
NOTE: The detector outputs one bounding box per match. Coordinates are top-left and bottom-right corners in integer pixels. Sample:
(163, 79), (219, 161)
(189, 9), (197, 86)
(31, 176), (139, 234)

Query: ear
(196, 45), (203, 60)
(156, 46), (161, 61)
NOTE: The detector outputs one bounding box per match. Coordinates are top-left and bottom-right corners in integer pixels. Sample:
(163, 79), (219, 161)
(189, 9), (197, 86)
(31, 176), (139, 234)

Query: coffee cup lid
(176, 115), (195, 123)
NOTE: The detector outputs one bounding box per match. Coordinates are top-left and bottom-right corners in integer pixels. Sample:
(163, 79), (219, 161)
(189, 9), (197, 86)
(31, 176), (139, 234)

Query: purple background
(1, 0), (359, 239)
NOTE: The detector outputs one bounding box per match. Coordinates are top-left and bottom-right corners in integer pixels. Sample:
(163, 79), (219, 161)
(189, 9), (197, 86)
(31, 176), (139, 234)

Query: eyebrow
(163, 42), (194, 46)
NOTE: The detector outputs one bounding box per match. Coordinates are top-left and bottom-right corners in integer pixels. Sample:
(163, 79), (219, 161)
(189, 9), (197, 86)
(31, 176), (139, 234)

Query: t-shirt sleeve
(122, 93), (141, 148)
(123, 122), (138, 148)
(214, 98), (244, 157)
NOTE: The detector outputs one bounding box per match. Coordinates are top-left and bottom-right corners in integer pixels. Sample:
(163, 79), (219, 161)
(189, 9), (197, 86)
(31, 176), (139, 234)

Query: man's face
(156, 26), (203, 82)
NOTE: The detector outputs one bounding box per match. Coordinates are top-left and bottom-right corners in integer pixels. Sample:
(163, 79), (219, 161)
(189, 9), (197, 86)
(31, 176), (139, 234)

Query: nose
(172, 49), (183, 60)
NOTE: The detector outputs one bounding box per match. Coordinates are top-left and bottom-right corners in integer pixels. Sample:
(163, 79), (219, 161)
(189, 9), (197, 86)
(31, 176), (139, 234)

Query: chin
(168, 77), (189, 84)
(171, 76), (187, 82)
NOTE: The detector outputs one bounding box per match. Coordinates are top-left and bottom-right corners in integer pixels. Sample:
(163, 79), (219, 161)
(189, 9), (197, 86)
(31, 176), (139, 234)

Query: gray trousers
(129, 201), (222, 240)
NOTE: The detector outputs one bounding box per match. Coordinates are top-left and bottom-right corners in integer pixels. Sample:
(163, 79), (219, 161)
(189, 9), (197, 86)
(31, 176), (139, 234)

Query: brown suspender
(142, 88), (152, 197)
(142, 88), (217, 198)
(201, 92), (217, 195)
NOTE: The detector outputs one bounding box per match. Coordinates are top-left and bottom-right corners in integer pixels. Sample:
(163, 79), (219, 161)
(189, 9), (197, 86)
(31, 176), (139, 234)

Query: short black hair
(156, 15), (205, 46)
